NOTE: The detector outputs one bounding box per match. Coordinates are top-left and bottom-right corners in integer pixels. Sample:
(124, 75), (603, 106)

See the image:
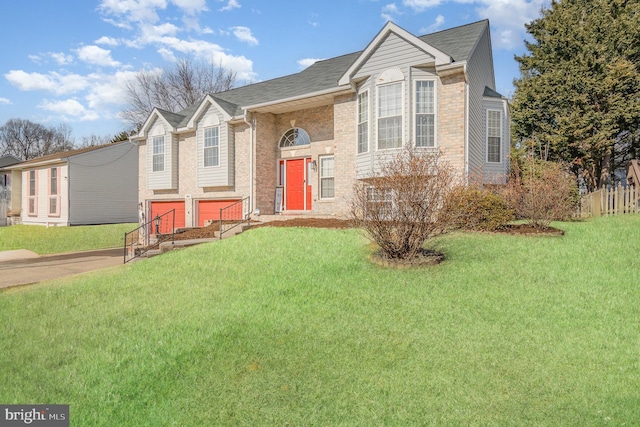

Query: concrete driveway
(0, 248), (124, 289)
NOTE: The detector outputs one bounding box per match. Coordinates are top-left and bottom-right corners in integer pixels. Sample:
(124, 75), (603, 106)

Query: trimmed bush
(447, 187), (514, 232)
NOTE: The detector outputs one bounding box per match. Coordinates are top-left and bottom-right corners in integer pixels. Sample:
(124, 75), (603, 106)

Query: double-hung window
(487, 110), (502, 163)
(357, 91), (369, 154)
(28, 170), (37, 216)
(204, 127), (219, 167)
(415, 81), (435, 147)
(152, 136), (165, 172)
(377, 82), (403, 150)
(49, 167), (60, 216)
(320, 156), (335, 199)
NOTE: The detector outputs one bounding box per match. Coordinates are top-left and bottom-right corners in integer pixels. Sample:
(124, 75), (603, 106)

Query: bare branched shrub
(350, 145), (460, 260)
(501, 155), (579, 229)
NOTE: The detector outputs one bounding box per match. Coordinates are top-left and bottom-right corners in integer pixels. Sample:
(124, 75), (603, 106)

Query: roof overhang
(7, 158), (67, 170)
(182, 95), (234, 131)
(133, 108), (177, 140)
(436, 61), (468, 82)
(243, 86), (354, 115)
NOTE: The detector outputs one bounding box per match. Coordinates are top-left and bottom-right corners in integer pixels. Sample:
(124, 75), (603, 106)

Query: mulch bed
(172, 217), (352, 240)
(496, 224), (565, 236)
(172, 218), (564, 241)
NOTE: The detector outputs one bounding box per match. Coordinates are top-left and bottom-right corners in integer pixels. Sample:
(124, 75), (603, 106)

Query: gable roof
(135, 20), (490, 133)
(418, 20), (488, 63)
(9, 142), (128, 169)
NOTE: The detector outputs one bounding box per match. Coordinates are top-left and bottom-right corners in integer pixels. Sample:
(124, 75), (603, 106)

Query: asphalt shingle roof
(11, 142), (128, 168)
(156, 20), (489, 124)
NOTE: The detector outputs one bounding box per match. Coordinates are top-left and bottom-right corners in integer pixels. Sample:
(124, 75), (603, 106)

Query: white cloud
(38, 99), (100, 121)
(5, 70), (90, 95)
(171, 0), (208, 14)
(99, 0), (167, 24)
(76, 45), (122, 67)
(399, 0), (550, 49)
(382, 3), (401, 21)
(0, 98), (11, 105)
(219, 0), (240, 12)
(402, 0), (442, 11)
(50, 52), (74, 65)
(474, 0), (549, 49)
(297, 58), (325, 69)
(421, 14), (445, 33)
(85, 70), (140, 111)
(95, 36), (119, 46)
(231, 26), (258, 46)
(28, 52), (73, 65)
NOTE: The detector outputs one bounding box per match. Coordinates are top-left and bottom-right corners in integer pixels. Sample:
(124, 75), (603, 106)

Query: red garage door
(149, 201), (185, 234)
(197, 199), (240, 227)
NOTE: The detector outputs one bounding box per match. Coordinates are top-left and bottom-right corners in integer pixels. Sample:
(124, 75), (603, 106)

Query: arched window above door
(279, 128), (310, 148)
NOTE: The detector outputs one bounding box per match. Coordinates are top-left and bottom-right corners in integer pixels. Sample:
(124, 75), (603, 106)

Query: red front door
(284, 158), (312, 211)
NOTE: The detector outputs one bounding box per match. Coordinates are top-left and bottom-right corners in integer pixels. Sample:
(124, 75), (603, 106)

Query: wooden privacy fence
(580, 184), (640, 217)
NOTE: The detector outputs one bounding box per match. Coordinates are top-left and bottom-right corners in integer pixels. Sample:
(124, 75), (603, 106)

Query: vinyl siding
(465, 25), (497, 178)
(68, 142), (138, 225)
(482, 99), (510, 182)
(354, 33), (435, 79)
(353, 33), (438, 178)
(146, 118), (178, 190)
(196, 104), (234, 187)
(21, 164), (69, 226)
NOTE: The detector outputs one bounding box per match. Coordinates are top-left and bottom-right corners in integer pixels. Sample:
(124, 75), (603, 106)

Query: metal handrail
(219, 197), (251, 239)
(123, 209), (175, 263)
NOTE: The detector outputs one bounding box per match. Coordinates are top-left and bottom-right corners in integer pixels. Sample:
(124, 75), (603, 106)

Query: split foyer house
(132, 20), (510, 231)
(7, 142), (138, 226)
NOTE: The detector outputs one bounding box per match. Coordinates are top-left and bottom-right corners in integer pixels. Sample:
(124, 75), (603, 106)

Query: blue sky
(0, 0), (550, 142)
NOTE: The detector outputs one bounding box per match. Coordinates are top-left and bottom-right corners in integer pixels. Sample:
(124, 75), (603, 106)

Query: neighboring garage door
(197, 199), (240, 227)
(149, 201), (185, 234)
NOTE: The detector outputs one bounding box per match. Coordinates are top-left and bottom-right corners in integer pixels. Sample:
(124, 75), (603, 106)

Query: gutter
(242, 86), (353, 111)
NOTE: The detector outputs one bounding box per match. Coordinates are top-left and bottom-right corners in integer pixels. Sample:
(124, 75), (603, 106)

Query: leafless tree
(0, 119), (74, 160)
(122, 58), (237, 130)
(350, 145), (461, 260)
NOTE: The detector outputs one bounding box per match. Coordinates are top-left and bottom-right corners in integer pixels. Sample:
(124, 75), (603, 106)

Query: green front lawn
(0, 223), (136, 254)
(0, 216), (639, 425)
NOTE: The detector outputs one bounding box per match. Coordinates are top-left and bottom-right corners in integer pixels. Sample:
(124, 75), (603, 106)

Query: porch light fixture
(154, 215), (161, 234)
(311, 160), (318, 172)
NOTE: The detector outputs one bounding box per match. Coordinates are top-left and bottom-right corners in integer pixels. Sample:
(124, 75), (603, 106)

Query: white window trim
(319, 155), (335, 199)
(28, 170), (37, 216)
(375, 81), (405, 151)
(414, 79), (438, 149)
(486, 109), (503, 163)
(48, 167), (61, 217)
(152, 136), (165, 172)
(203, 126), (220, 168)
(357, 90), (370, 155)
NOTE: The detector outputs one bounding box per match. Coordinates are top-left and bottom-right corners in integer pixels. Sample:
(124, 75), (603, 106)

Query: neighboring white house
(7, 142), (138, 226)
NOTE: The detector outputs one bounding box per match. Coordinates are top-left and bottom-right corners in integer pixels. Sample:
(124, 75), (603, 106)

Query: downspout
(464, 83), (470, 182)
(243, 110), (255, 213)
(66, 160), (71, 226)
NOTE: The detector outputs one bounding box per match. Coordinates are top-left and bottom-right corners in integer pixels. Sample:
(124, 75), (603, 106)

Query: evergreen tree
(512, 0), (640, 190)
